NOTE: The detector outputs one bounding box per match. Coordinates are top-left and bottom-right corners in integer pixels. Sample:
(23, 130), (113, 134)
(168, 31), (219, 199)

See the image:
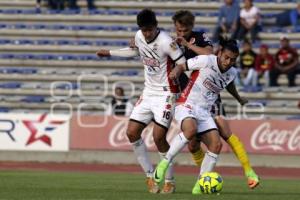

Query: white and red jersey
(177, 55), (237, 110)
(135, 29), (186, 95)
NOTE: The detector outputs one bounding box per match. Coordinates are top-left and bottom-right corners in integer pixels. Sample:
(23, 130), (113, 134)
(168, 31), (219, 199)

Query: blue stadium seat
(61, 9), (81, 15)
(20, 9), (39, 14)
(56, 82), (79, 90)
(46, 9), (61, 14)
(0, 54), (14, 59)
(0, 23), (7, 29)
(2, 9), (21, 14)
(77, 40), (93, 45)
(286, 115), (300, 120)
(35, 54), (56, 60)
(240, 86), (263, 93)
(49, 24), (67, 30)
(32, 24), (47, 29)
(126, 10), (139, 15)
(107, 10), (124, 15)
(0, 82), (22, 89)
(88, 9), (106, 15)
(111, 70), (139, 76)
(70, 25), (86, 31)
(57, 40), (72, 45)
(36, 40), (54, 45)
(0, 107), (10, 113)
(18, 40), (35, 45)
(0, 39), (11, 44)
(14, 54), (35, 59)
(20, 68), (38, 74)
(78, 54), (98, 60)
(14, 23), (28, 29)
(85, 25), (105, 31)
(57, 54), (77, 60)
(0, 67), (22, 74)
(21, 96), (45, 103)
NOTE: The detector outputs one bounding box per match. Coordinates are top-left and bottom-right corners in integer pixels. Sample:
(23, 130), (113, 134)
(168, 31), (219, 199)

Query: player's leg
(192, 129), (222, 195)
(215, 116), (260, 189)
(188, 136), (205, 167)
(151, 94), (176, 193)
(153, 104), (197, 183)
(152, 122), (176, 193)
(127, 96), (159, 193)
(154, 117), (197, 183)
(191, 115), (221, 195)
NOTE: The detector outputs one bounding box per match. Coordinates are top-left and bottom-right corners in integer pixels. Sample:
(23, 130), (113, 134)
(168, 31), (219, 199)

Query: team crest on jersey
(189, 37), (195, 44)
(170, 41), (178, 50)
(202, 33), (210, 42)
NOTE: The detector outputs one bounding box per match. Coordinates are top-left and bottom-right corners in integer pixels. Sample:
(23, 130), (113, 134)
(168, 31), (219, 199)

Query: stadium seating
(0, 0), (299, 119)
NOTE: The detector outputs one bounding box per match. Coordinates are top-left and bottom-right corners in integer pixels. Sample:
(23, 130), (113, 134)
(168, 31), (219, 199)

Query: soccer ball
(198, 172), (223, 194)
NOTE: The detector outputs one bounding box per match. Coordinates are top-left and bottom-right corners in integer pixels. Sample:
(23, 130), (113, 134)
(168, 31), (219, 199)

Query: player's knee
(126, 129), (140, 143)
(209, 140), (222, 154)
(215, 140), (223, 153)
(183, 127), (197, 140)
(188, 139), (200, 153)
(153, 134), (166, 144)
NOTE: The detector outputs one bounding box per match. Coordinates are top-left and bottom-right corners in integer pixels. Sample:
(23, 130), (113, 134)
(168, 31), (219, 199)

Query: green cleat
(192, 180), (202, 195)
(246, 169), (260, 189)
(153, 159), (169, 184)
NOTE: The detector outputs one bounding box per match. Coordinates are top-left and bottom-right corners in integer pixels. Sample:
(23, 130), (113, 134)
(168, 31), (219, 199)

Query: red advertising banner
(70, 115), (300, 155)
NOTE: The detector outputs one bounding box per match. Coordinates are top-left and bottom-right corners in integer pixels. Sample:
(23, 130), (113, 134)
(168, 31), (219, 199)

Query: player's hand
(169, 68), (180, 81)
(169, 65), (184, 81)
(96, 49), (110, 57)
(239, 97), (248, 106)
(129, 38), (136, 48)
(175, 37), (188, 47)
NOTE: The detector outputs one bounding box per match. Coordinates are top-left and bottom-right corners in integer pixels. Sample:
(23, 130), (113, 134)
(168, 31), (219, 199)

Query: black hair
(219, 36), (239, 55)
(172, 10), (195, 27)
(137, 9), (157, 28)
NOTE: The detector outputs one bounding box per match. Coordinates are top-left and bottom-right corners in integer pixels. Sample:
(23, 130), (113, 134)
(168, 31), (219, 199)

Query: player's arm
(169, 55), (208, 80)
(226, 81), (248, 106)
(96, 47), (139, 58)
(176, 33), (213, 55)
(187, 43), (213, 55)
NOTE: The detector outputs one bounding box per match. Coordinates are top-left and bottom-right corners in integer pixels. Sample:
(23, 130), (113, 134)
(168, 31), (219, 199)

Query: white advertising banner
(0, 113), (70, 151)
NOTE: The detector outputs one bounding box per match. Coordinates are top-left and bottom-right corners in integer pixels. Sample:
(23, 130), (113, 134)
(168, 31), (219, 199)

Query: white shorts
(129, 94), (176, 128)
(175, 104), (217, 134)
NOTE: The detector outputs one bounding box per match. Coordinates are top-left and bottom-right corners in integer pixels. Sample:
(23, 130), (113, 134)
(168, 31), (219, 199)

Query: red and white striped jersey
(135, 29), (186, 95)
(177, 55), (237, 110)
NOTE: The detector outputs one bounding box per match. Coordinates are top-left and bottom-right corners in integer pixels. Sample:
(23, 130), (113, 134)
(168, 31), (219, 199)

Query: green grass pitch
(0, 170), (299, 200)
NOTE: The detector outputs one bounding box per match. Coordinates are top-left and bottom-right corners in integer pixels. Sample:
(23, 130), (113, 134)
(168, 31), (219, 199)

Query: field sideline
(0, 162), (300, 200)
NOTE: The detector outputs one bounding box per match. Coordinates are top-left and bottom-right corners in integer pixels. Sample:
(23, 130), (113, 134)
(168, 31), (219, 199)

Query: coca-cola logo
(109, 120), (181, 149)
(251, 122), (300, 151)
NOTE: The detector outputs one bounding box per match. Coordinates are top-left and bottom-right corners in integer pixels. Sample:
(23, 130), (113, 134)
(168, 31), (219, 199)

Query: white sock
(132, 138), (153, 177)
(165, 132), (189, 162)
(159, 152), (175, 182)
(199, 151), (219, 177)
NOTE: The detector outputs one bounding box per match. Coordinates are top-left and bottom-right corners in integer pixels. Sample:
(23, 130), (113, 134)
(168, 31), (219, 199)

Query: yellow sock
(227, 134), (252, 174)
(191, 149), (205, 167)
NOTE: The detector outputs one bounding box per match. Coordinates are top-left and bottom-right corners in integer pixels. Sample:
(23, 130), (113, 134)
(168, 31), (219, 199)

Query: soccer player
(172, 10), (259, 189)
(96, 9), (186, 194)
(153, 38), (243, 194)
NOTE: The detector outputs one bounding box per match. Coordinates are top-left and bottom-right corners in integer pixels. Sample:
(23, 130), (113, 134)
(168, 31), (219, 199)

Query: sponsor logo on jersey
(203, 78), (223, 93)
(141, 56), (160, 67)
